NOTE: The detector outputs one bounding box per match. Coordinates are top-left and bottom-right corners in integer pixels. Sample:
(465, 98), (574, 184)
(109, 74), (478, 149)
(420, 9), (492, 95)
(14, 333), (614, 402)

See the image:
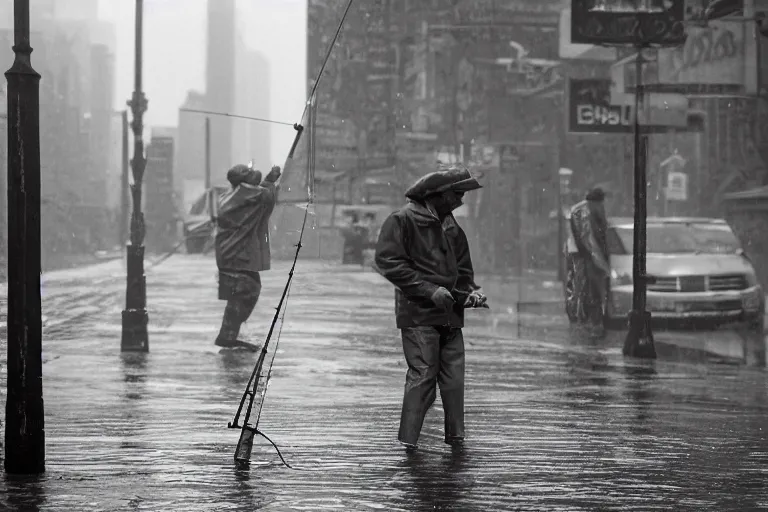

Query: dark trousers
(573, 253), (607, 327)
(399, 326), (465, 446)
(216, 271), (262, 343)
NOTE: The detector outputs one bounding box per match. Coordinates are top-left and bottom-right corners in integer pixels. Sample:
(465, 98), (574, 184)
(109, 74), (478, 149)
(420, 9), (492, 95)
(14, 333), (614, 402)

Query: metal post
(120, 109), (129, 247)
(5, 0), (45, 474)
(556, 86), (568, 283)
(121, 0), (149, 352)
(204, 116), (211, 190)
(623, 46), (656, 359)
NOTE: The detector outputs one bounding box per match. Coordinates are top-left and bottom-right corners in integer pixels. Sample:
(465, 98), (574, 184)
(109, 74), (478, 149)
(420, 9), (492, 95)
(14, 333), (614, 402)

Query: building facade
(0, 0), (119, 269)
(307, 0), (768, 273)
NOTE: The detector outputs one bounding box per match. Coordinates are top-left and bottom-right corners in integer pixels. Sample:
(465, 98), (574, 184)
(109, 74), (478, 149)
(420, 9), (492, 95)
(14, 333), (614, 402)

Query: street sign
(666, 171), (689, 201)
(568, 78), (698, 133)
(559, 8), (617, 60)
(570, 0), (687, 46)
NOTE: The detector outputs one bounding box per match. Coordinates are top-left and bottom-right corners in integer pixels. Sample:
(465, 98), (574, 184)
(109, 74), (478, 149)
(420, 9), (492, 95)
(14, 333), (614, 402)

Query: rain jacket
(569, 199), (609, 273)
(375, 200), (479, 329)
(215, 176), (278, 273)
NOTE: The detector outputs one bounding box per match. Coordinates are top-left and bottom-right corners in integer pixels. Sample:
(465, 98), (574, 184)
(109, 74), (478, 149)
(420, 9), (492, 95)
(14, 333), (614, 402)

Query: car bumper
(609, 285), (764, 325)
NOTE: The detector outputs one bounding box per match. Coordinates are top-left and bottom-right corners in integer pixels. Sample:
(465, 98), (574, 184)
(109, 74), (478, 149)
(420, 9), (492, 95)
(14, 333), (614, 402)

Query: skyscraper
(232, 47), (272, 173)
(205, 0), (236, 176)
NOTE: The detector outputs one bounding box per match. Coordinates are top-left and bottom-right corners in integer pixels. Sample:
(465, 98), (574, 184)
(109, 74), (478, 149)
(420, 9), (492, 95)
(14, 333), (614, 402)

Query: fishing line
(179, 107), (295, 127)
(228, 0), (357, 471)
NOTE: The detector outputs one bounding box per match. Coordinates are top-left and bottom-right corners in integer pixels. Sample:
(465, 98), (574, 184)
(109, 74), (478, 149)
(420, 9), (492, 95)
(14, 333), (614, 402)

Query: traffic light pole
(623, 46), (656, 359)
(5, 0), (45, 474)
(121, 0), (149, 352)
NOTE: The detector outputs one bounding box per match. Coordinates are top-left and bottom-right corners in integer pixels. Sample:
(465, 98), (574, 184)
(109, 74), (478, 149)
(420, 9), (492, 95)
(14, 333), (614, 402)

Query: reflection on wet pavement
(0, 255), (765, 511)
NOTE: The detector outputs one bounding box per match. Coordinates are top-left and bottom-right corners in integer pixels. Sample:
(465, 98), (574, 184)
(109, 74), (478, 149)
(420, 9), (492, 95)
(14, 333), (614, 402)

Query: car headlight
(611, 269), (632, 286)
(743, 291), (763, 312)
(745, 272), (759, 287)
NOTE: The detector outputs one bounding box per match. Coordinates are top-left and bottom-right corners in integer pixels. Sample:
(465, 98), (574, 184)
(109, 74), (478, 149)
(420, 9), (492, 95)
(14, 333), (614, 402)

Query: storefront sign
(568, 78), (695, 134)
(570, 0), (686, 46)
(657, 21), (750, 93)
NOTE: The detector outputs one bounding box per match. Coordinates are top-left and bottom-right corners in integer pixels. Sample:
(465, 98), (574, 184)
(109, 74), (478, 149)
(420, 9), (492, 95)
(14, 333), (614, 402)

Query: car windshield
(612, 223), (741, 254)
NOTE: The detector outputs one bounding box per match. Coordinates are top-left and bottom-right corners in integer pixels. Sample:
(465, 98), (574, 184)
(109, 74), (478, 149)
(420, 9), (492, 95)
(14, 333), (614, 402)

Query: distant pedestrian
(374, 164), (487, 451)
(566, 186), (610, 335)
(213, 164), (281, 351)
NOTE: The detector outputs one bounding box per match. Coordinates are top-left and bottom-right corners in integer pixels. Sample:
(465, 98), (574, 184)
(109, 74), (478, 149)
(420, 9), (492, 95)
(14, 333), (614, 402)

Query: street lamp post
(121, 0), (149, 352)
(115, 109), (129, 249)
(623, 48), (656, 359)
(5, 0), (45, 474)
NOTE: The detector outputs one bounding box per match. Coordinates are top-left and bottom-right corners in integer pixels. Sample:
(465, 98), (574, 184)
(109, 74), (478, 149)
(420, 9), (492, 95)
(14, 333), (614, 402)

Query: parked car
(182, 186), (227, 254)
(564, 217), (765, 332)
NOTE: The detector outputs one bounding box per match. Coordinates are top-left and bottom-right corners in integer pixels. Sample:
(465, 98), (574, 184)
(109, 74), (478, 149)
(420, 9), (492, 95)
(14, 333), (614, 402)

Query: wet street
(0, 254), (767, 511)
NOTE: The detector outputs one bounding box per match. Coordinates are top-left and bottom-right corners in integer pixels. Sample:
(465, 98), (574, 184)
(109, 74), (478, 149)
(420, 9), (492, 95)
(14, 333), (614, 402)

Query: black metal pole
(557, 82), (568, 283)
(623, 46), (656, 359)
(120, 109), (129, 247)
(121, 0), (149, 352)
(205, 116), (211, 190)
(5, 0), (45, 474)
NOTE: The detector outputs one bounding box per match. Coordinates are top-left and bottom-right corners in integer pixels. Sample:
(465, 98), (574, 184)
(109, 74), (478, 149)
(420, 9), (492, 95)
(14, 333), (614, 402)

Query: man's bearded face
(431, 190), (465, 217)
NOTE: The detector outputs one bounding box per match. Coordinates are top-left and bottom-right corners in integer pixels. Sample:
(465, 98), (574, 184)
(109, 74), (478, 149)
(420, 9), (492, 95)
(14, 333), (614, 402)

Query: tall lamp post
(5, 0), (45, 474)
(121, 0), (149, 352)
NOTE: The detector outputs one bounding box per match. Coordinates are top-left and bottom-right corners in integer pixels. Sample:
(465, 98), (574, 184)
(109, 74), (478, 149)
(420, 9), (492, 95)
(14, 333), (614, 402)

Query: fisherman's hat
(405, 165), (483, 201)
(227, 164), (262, 187)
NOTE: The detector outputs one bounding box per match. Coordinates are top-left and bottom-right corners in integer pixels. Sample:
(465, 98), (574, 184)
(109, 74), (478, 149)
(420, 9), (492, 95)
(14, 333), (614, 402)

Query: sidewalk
(0, 255), (766, 511)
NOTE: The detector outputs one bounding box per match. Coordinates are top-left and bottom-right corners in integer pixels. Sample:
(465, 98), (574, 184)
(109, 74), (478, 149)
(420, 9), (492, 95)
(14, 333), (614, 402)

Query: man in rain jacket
(214, 163), (281, 350)
(567, 187), (610, 332)
(374, 165), (486, 451)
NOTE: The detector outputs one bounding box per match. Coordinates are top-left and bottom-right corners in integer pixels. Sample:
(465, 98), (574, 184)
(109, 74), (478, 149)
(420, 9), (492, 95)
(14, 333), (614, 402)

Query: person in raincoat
(340, 212), (369, 265)
(567, 186), (610, 333)
(374, 164), (487, 451)
(214, 163), (281, 350)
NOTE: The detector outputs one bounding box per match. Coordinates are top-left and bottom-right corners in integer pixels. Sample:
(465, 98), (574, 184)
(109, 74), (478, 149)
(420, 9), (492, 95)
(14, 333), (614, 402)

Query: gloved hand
(464, 290), (488, 308)
(265, 165), (281, 182)
(430, 286), (455, 311)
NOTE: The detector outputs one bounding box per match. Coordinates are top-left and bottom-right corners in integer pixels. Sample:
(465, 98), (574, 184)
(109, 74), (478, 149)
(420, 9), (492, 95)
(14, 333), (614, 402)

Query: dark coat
(215, 178), (278, 274)
(569, 199), (609, 273)
(374, 200), (478, 329)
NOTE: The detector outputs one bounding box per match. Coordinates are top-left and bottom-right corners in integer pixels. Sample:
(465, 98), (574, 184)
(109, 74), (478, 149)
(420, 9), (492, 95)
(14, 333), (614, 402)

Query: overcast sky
(98, 0), (307, 165)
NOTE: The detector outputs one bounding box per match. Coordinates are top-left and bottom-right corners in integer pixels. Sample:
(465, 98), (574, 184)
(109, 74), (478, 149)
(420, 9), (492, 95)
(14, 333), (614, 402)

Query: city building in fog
(232, 48), (272, 174)
(177, 90), (208, 212)
(205, 0), (236, 179)
(177, 0), (272, 210)
(0, 0), (119, 266)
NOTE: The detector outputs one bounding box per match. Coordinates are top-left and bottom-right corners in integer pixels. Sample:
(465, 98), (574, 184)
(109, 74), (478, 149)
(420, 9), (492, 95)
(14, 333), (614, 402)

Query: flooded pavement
(0, 254), (766, 511)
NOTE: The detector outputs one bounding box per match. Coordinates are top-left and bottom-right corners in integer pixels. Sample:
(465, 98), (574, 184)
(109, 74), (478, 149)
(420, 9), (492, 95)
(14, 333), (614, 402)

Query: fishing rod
(225, 0), (355, 468)
(227, 124), (305, 468)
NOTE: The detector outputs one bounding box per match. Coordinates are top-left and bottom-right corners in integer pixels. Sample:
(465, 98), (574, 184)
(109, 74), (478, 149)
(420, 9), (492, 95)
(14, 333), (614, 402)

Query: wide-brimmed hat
(405, 165), (482, 201)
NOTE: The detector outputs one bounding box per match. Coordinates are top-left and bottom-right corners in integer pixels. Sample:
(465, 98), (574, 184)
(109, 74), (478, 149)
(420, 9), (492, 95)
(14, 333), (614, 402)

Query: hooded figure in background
(567, 186), (610, 333)
(374, 165), (486, 452)
(214, 163), (281, 351)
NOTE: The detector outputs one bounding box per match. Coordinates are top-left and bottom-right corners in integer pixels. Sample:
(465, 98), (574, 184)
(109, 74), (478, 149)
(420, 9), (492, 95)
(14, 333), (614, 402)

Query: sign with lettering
(656, 21), (749, 92)
(567, 79), (697, 133)
(570, 0), (686, 46)
(666, 171), (688, 201)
